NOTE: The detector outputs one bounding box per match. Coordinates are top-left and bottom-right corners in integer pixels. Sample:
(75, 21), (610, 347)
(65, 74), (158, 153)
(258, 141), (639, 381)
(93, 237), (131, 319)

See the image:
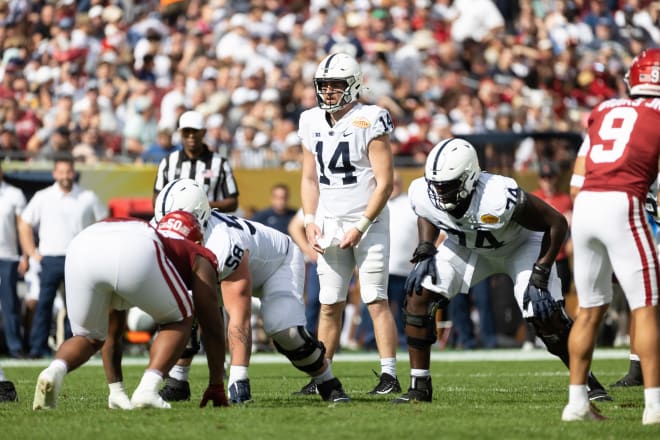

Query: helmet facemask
(314, 77), (357, 113)
(427, 177), (470, 211)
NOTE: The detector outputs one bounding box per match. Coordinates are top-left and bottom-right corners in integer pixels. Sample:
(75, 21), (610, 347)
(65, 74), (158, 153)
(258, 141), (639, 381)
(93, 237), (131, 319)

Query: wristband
(569, 174), (584, 189)
(355, 215), (373, 234)
(303, 214), (315, 228)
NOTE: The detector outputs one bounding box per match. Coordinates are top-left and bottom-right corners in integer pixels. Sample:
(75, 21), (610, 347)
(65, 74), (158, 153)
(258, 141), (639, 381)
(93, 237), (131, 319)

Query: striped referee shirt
(153, 145), (239, 202)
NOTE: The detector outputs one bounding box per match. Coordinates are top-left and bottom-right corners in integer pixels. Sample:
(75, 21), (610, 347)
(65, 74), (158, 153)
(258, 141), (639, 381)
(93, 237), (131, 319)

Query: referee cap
(178, 110), (205, 130)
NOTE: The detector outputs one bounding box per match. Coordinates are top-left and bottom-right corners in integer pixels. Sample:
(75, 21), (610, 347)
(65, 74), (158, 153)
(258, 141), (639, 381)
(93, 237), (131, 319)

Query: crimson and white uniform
(409, 173), (563, 318)
(65, 219), (217, 340)
(298, 103), (393, 304)
(573, 98), (660, 310)
(204, 211), (306, 335)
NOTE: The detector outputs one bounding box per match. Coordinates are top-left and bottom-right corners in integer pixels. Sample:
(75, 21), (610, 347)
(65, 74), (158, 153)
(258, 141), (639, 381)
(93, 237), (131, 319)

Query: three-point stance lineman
(392, 138), (611, 403)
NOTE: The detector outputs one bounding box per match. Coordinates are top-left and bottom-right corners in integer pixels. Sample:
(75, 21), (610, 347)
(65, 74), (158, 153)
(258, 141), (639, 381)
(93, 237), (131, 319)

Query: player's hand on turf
(200, 383), (228, 407)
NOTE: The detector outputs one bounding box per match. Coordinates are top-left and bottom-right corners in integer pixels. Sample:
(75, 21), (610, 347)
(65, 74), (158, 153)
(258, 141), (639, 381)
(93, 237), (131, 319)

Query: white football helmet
(425, 138), (481, 211)
(313, 52), (362, 113)
(154, 178), (211, 227)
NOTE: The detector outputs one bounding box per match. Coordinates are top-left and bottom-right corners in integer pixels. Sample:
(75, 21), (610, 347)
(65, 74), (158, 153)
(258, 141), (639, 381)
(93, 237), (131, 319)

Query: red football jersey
(581, 98), (660, 199)
(159, 233), (219, 288)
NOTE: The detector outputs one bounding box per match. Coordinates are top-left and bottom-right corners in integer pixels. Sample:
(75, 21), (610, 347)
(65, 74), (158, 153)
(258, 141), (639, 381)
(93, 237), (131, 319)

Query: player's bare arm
(191, 255), (226, 387)
(300, 148), (323, 254)
(220, 253), (253, 367)
(512, 191), (568, 268)
(210, 197), (238, 213)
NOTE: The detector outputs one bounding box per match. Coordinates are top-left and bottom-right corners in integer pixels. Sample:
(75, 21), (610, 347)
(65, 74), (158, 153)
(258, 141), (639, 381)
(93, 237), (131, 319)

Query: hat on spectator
(202, 66), (218, 81)
(179, 110), (205, 130)
(207, 114), (224, 128)
(89, 5), (104, 20)
(103, 5), (123, 23)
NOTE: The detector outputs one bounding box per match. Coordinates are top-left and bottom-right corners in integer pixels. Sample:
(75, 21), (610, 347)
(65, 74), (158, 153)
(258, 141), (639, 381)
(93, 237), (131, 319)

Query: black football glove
(404, 241), (438, 295)
(200, 383), (229, 408)
(522, 264), (557, 321)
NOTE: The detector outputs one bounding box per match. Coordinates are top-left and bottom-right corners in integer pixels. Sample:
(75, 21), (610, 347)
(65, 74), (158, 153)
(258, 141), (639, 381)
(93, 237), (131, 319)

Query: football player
(0, 366), (17, 402)
(33, 212), (228, 410)
(562, 48), (660, 424)
(297, 52), (400, 396)
(154, 179), (350, 404)
(391, 138), (611, 404)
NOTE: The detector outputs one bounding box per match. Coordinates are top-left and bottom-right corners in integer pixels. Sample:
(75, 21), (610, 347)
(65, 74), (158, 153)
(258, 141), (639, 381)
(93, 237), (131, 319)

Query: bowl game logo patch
(480, 214), (499, 224)
(352, 118), (371, 128)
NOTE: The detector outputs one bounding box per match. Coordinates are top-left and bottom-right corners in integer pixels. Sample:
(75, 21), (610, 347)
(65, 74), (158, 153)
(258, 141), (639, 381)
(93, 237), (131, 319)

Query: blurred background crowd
(0, 0), (658, 171)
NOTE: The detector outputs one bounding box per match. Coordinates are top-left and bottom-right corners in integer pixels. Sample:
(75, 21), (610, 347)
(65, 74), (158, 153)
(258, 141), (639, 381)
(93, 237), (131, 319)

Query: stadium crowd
(0, 0), (658, 171)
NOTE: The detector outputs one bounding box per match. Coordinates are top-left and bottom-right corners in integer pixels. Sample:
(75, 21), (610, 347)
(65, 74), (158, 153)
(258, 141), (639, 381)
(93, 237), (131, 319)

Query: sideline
(1, 348), (630, 368)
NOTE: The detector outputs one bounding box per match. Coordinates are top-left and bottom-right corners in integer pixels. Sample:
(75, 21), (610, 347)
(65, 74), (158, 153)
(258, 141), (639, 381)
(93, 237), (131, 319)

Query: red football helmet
(625, 48), (660, 97)
(157, 210), (203, 243)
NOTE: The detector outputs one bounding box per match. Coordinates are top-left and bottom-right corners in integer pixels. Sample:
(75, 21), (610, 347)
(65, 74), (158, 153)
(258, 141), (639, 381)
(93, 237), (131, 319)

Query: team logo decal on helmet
(425, 138), (481, 211)
(157, 210), (204, 243)
(154, 178), (211, 227)
(313, 52), (362, 113)
(625, 48), (660, 97)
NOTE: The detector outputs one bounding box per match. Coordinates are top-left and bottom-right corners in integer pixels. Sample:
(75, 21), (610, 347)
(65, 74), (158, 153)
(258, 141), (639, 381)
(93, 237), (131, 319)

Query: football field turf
(1, 349), (658, 439)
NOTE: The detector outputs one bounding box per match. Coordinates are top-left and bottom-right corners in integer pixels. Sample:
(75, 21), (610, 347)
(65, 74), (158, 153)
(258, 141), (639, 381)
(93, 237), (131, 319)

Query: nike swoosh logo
(342, 132), (352, 137)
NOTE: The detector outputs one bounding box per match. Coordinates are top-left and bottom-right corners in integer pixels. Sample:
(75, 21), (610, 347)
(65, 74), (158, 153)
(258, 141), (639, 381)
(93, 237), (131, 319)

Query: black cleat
(587, 373), (613, 402)
(158, 377), (191, 402)
(368, 371), (401, 395)
(611, 360), (643, 387)
(392, 376), (432, 404)
(0, 381), (18, 402)
(228, 379), (252, 404)
(292, 379), (318, 396)
(317, 378), (350, 403)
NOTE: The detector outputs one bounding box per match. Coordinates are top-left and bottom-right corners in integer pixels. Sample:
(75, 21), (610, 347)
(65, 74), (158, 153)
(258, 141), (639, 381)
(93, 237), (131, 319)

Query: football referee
(153, 110), (239, 213)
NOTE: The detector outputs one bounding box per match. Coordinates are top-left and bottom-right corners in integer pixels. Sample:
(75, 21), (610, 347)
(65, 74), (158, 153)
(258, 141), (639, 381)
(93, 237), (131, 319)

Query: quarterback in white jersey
(298, 52), (401, 396)
(154, 178), (351, 405)
(392, 138), (611, 404)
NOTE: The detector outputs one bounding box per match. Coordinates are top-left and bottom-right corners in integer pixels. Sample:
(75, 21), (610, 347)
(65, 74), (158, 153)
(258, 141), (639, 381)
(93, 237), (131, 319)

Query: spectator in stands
(17, 157), (108, 358)
(139, 125), (178, 165)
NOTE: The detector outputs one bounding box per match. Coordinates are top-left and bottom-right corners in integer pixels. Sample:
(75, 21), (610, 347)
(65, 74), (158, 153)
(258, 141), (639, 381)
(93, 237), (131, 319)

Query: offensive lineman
(392, 137), (611, 403)
(155, 179), (350, 404)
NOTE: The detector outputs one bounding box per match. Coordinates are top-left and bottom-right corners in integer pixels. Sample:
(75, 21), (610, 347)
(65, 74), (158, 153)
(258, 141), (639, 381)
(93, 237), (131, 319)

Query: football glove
(404, 241), (438, 296)
(200, 383), (229, 408)
(523, 264), (556, 321)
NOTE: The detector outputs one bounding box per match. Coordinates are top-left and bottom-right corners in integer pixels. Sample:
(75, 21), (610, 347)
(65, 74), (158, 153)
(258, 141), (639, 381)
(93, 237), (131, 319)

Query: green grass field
(1, 349), (658, 440)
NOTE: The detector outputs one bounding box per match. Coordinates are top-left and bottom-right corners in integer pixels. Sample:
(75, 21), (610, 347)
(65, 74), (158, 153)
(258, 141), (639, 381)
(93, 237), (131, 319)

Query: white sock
(136, 369), (163, 393)
(108, 381), (126, 394)
(341, 304), (357, 345)
(410, 368), (430, 378)
(631, 354), (641, 362)
(644, 387), (660, 410)
(228, 365), (249, 387)
(312, 365), (334, 384)
(0, 367), (6, 381)
(168, 365), (190, 382)
(568, 384), (589, 408)
(49, 359), (68, 375)
(380, 357), (396, 378)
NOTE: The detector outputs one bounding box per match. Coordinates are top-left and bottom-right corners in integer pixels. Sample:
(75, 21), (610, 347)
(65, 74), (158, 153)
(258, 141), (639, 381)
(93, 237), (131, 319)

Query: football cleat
(368, 371), (401, 395)
(228, 379), (252, 404)
(317, 378), (350, 403)
(131, 390), (171, 409)
(33, 367), (65, 410)
(391, 376), (432, 404)
(611, 360), (643, 387)
(158, 377), (191, 402)
(292, 379), (318, 396)
(643, 407), (660, 425)
(587, 373), (612, 402)
(0, 381), (18, 402)
(561, 403), (606, 421)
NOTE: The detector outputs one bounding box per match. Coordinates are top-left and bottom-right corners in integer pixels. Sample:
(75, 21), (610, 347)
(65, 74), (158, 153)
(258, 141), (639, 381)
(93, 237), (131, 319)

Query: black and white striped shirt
(153, 145), (239, 202)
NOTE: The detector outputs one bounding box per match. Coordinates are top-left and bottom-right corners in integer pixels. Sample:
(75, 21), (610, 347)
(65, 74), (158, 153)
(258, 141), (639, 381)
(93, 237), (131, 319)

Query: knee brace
(404, 294), (448, 349)
(526, 302), (572, 367)
(272, 326), (326, 374)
